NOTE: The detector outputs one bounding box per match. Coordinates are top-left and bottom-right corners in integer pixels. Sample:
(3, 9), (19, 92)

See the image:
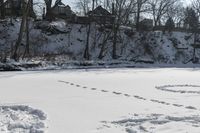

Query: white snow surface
(1, 68), (200, 133)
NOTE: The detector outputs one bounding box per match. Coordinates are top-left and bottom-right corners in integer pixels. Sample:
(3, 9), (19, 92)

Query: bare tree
(112, 0), (136, 59)
(148, 0), (178, 27)
(76, 0), (91, 15)
(83, 21), (91, 60)
(135, 0), (149, 31)
(165, 2), (184, 27)
(192, 0), (200, 17)
(44, 0), (53, 19)
(12, 0), (32, 60)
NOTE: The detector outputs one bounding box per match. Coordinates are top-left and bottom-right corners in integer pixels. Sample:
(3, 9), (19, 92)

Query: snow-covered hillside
(0, 18), (200, 69)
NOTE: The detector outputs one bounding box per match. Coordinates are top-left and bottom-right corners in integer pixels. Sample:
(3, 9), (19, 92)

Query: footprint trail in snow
(58, 80), (199, 111)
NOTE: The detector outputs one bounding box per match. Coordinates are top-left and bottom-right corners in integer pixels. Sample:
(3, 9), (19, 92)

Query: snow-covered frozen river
(1, 68), (200, 133)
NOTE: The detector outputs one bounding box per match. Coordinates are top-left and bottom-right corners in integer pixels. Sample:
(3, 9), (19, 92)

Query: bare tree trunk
(136, 5), (141, 31)
(193, 33), (197, 62)
(112, 24), (119, 59)
(0, 0), (5, 18)
(23, 16), (30, 58)
(44, 0), (53, 20)
(12, 0), (26, 60)
(92, 0), (95, 10)
(98, 31), (112, 59)
(84, 23), (91, 60)
(29, 0), (35, 18)
(46, 7), (53, 20)
(12, 0), (31, 60)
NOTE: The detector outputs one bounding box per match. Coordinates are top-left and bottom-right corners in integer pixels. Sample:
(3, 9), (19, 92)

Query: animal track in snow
(101, 90), (109, 92)
(91, 88), (97, 90)
(58, 80), (199, 111)
(104, 113), (200, 133)
(113, 91), (122, 95)
(156, 85), (200, 94)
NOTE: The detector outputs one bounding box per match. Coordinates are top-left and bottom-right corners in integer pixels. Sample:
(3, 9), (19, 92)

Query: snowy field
(1, 68), (200, 133)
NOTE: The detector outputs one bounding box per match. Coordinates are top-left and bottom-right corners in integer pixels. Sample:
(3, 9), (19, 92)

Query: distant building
(70, 6), (115, 25)
(50, 3), (115, 25)
(52, 1), (75, 20)
(4, 0), (22, 16)
(139, 19), (153, 31)
(87, 6), (115, 25)
(3, 0), (35, 17)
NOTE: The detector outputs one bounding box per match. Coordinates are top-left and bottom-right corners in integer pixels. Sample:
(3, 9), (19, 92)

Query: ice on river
(0, 68), (200, 133)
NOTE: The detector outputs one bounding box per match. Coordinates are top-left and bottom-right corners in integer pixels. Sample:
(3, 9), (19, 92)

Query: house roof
(52, 0), (66, 9)
(88, 6), (112, 16)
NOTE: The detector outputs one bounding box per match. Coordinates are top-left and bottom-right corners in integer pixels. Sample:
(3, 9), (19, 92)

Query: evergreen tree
(165, 17), (175, 32)
(184, 7), (199, 32)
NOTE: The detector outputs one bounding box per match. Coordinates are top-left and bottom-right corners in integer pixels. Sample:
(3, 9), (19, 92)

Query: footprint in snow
(134, 95), (146, 100)
(58, 80), (69, 84)
(113, 91), (122, 95)
(101, 90), (109, 92)
(91, 88), (97, 90)
(185, 106), (197, 110)
(150, 99), (170, 105)
(124, 94), (131, 97)
(59, 80), (199, 111)
(105, 114), (200, 133)
(156, 84), (200, 94)
(172, 104), (183, 107)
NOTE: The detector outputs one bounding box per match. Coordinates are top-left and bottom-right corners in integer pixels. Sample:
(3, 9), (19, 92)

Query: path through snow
(58, 80), (199, 111)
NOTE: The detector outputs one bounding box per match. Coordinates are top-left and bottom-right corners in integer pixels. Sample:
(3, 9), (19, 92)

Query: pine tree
(165, 17), (175, 32)
(184, 8), (199, 32)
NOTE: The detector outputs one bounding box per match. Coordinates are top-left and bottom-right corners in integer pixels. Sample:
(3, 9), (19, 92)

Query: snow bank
(0, 105), (47, 133)
(105, 113), (200, 133)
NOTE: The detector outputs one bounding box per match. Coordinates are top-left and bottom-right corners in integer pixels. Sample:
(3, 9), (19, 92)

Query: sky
(52, 0), (192, 8)
(61, 0), (192, 6)
(35, 0), (191, 14)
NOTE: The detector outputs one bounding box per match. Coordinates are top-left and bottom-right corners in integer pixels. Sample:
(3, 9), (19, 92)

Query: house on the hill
(51, 1), (75, 20)
(2, 0), (35, 17)
(50, 3), (115, 25)
(139, 19), (153, 31)
(87, 6), (115, 25)
(4, 0), (22, 16)
(70, 6), (115, 25)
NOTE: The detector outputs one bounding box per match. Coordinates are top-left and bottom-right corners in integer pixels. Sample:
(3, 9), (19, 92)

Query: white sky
(56, 0), (192, 7)
(66, 0), (191, 5)
(35, 0), (191, 14)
